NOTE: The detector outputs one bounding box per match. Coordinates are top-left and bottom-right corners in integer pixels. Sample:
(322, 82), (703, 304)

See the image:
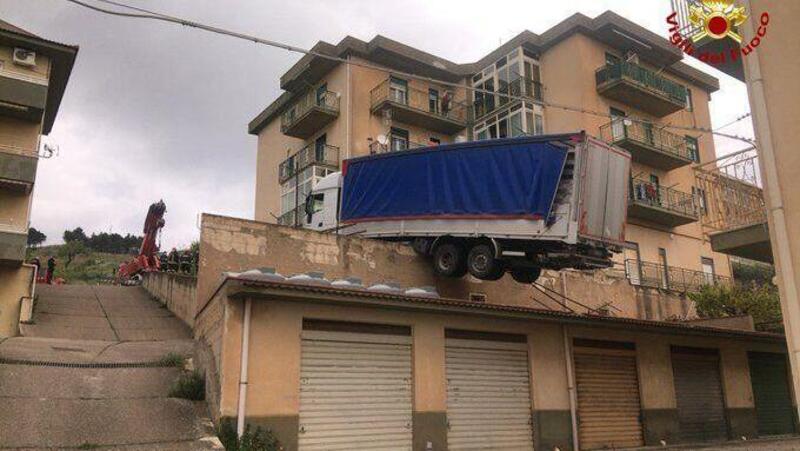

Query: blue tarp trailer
(304, 133), (631, 283)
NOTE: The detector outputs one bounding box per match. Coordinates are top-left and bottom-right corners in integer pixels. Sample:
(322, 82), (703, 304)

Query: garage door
(445, 334), (534, 450)
(298, 327), (413, 451)
(749, 352), (795, 436)
(671, 346), (728, 443)
(573, 340), (644, 450)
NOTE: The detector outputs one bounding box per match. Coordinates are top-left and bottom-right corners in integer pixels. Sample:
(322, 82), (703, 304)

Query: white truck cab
(303, 172), (342, 232)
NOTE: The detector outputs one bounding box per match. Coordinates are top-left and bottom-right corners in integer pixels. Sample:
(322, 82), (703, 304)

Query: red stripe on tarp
(342, 213), (544, 224)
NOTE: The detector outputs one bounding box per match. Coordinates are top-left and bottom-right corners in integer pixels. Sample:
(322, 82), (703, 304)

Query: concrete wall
(197, 214), (693, 322)
(211, 290), (786, 451)
(141, 271), (198, 328)
(0, 264), (33, 337)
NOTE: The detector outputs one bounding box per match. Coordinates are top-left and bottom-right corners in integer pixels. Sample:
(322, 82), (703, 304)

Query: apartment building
(0, 21), (77, 336)
(249, 11), (732, 306)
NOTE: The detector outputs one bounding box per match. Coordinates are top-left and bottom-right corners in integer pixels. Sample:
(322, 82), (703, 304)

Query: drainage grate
(0, 358), (178, 369)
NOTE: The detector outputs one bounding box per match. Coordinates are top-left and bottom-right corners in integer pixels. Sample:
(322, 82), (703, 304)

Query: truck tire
(411, 237), (432, 255)
(510, 267), (542, 284)
(433, 242), (468, 278)
(467, 244), (505, 281)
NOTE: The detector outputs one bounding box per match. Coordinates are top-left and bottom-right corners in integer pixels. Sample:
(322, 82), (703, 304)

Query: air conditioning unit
(13, 48), (36, 67)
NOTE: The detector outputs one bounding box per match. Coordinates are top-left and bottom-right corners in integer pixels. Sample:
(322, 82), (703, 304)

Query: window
(658, 248), (669, 289)
(701, 257), (716, 284)
(605, 52), (621, 66)
(510, 113), (523, 137)
(314, 134), (327, 161)
(309, 193), (325, 214)
(389, 77), (408, 104)
(692, 186), (708, 215)
(428, 89), (439, 113)
(429, 137), (441, 146)
(610, 107), (626, 118)
(685, 89), (693, 112)
(534, 114), (544, 135)
(390, 127), (409, 152)
(685, 136), (700, 162)
(315, 83), (328, 107)
(498, 118), (508, 138)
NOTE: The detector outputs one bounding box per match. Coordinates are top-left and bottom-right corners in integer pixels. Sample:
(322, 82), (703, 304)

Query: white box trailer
(303, 133), (631, 283)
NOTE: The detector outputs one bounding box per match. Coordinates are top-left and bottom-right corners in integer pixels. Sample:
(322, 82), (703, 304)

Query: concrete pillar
(530, 324), (573, 451)
(720, 346), (757, 439)
(412, 319), (447, 450)
(742, 0), (800, 420)
(636, 339), (679, 446)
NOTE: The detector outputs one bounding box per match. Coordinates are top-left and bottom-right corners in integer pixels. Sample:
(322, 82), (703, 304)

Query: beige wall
(743, 0), (800, 417)
(0, 47), (51, 82)
(0, 117), (40, 157)
(0, 189), (30, 233)
(141, 271), (198, 328)
(0, 265), (34, 337)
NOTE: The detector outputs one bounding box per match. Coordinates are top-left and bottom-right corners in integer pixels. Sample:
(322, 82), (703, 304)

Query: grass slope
(27, 245), (132, 285)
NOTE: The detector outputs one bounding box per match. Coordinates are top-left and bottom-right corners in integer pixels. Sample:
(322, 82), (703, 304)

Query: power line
(63, 0), (756, 145)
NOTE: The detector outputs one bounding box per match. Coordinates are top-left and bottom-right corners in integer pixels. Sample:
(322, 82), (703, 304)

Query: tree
(27, 227), (46, 248)
(63, 227), (88, 244)
(689, 283), (783, 332)
(58, 240), (87, 268)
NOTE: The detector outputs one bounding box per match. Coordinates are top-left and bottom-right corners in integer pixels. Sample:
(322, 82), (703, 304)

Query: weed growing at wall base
(217, 419), (282, 451)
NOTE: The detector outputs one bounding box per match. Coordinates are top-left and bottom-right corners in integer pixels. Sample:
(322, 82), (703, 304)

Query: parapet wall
(141, 271), (197, 328)
(197, 214), (694, 321)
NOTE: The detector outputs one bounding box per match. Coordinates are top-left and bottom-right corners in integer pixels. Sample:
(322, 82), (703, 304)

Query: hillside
(27, 245), (132, 285)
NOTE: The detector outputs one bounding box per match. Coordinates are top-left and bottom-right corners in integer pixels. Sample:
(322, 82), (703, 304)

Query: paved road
(0, 284), (220, 450)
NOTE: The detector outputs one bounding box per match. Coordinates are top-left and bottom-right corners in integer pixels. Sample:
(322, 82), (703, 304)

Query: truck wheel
(411, 237), (432, 255)
(467, 244), (505, 281)
(433, 242), (468, 278)
(511, 267), (542, 284)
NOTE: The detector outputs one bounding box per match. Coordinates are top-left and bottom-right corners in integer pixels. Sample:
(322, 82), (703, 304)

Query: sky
(0, 0), (754, 249)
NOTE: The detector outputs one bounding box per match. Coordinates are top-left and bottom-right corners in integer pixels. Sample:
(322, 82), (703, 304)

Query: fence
(625, 259), (730, 293)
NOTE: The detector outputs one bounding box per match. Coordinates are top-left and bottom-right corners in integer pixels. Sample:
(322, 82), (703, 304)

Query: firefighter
(179, 250), (192, 273)
(159, 252), (168, 271)
(167, 248), (179, 272)
(45, 256), (56, 284)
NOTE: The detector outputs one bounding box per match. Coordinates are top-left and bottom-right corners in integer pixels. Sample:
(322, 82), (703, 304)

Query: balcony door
(314, 134), (327, 162)
(659, 248), (669, 290)
(701, 257), (716, 285)
(315, 83), (328, 107)
(610, 107), (626, 140)
(390, 127), (409, 152)
(389, 77), (408, 105)
(625, 242), (642, 286)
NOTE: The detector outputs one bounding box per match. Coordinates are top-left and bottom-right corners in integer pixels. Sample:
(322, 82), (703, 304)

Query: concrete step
(0, 337), (195, 364)
(0, 396), (211, 448)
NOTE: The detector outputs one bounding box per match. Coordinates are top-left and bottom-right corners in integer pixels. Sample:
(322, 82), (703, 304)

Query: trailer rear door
(577, 137), (630, 246)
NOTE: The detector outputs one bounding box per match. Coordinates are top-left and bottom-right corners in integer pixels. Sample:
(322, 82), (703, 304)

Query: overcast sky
(1, 0), (754, 249)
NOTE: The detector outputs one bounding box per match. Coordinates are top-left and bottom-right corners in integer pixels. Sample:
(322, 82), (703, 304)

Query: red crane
(117, 200), (166, 283)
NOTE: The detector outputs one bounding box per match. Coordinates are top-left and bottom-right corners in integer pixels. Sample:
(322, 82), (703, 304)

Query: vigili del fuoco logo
(667, 0), (769, 66)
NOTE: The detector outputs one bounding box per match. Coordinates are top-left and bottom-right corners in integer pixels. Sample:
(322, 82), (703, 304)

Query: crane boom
(117, 200), (166, 283)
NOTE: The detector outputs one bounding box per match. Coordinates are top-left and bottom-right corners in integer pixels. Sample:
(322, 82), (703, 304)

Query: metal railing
(596, 61), (688, 105)
(280, 90), (339, 133)
(278, 144), (339, 183)
(599, 119), (695, 161)
(630, 177), (698, 218)
(625, 259), (731, 293)
(473, 77), (543, 119)
(368, 140), (430, 155)
(694, 148), (767, 233)
(369, 79), (468, 124)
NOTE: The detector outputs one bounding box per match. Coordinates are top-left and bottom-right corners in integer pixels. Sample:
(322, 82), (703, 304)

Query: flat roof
(208, 275), (786, 344)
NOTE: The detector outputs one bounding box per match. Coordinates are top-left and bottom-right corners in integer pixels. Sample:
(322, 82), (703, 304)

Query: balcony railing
(629, 178), (699, 227)
(595, 61), (688, 117)
(368, 140), (430, 155)
(625, 259), (730, 293)
(473, 77), (543, 120)
(369, 79), (468, 133)
(278, 144), (339, 184)
(280, 90), (340, 139)
(600, 119), (695, 169)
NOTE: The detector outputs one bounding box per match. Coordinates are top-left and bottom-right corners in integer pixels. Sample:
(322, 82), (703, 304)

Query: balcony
(278, 204), (304, 227)
(370, 79), (467, 134)
(0, 151), (37, 193)
(629, 178), (699, 227)
(624, 259), (730, 293)
(368, 140), (430, 155)
(280, 90), (339, 139)
(0, 229), (27, 265)
(278, 144), (339, 184)
(0, 74), (47, 124)
(473, 77), (543, 120)
(600, 119), (694, 170)
(595, 62), (688, 117)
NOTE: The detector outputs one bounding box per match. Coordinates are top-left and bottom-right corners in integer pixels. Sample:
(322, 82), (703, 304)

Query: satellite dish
(377, 134), (388, 145)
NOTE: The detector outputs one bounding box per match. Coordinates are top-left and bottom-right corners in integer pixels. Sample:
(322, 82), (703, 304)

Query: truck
(301, 133), (630, 284)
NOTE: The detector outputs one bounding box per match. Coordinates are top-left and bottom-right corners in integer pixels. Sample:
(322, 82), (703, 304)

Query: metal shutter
(299, 330), (412, 451)
(671, 348), (728, 443)
(574, 346), (644, 450)
(445, 338), (534, 450)
(749, 352), (796, 436)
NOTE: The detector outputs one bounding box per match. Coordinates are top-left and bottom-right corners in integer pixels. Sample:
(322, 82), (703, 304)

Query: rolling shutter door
(299, 330), (413, 451)
(749, 352), (795, 436)
(671, 347), (728, 443)
(573, 343), (644, 450)
(445, 337), (534, 450)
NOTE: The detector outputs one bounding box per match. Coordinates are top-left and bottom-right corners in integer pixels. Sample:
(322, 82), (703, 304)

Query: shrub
(217, 418), (282, 451)
(158, 352), (187, 367)
(689, 283), (783, 332)
(168, 369), (205, 400)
